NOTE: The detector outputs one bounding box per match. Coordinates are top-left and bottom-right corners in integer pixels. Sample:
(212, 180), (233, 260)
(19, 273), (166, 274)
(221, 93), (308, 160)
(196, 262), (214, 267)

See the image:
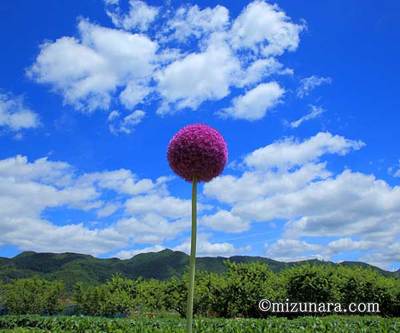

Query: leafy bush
(1, 262), (399, 318)
(134, 278), (168, 313)
(336, 266), (400, 316)
(74, 274), (136, 317)
(215, 261), (285, 318)
(2, 278), (64, 315)
(283, 265), (342, 304)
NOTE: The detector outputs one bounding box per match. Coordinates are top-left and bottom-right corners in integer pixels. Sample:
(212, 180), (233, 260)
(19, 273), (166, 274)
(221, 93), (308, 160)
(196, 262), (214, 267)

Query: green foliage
(1, 278), (64, 315)
(1, 262), (399, 318)
(0, 315), (399, 333)
(282, 264), (400, 317)
(134, 278), (167, 312)
(336, 266), (400, 315)
(162, 276), (187, 317)
(73, 274), (137, 317)
(1, 250), (398, 291)
(218, 261), (285, 318)
(283, 264), (342, 303)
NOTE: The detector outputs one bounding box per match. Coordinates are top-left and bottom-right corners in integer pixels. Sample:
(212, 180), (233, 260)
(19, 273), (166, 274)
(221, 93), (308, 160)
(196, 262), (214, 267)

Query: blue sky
(0, 0), (399, 271)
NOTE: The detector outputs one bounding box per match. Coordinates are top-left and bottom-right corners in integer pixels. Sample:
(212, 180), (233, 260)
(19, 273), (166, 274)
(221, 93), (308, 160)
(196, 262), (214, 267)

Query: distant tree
(3, 278), (64, 315)
(74, 274), (137, 317)
(336, 266), (400, 316)
(283, 264), (342, 304)
(134, 278), (167, 312)
(163, 276), (187, 317)
(219, 261), (284, 318)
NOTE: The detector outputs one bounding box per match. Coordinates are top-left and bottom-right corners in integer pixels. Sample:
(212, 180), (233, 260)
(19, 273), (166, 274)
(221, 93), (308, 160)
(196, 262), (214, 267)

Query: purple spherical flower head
(167, 124), (228, 182)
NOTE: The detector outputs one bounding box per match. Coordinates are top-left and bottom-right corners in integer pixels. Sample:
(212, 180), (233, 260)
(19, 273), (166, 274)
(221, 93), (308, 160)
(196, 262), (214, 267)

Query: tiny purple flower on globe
(167, 124), (228, 182)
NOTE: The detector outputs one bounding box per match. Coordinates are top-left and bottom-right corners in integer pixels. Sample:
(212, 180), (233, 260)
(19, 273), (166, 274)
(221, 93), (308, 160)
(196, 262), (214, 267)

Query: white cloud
(221, 82), (284, 120)
(28, 20), (157, 112)
(0, 217), (126, 255)
(0, 155), (71, 185)
(28, 0), (305, 126)
(230, 0), (304, 56)
(78, 168), (163, 196)
(0, 155), (190, 255)
(125, 194), (192, 219)
(362, 242), (400, 269)
(289, 105), (324, 128)
(108, 109), (145, 134)
(115, 244), (166, 259)
(277, 171), (400, 240)
(174, 234), (249, 257)
(96, 202), (120, 218)
(297, 75), (332, 98)
(0, 93), (40, 131)
(204, 162), (330, 205)
(264, 237), (373, 262)
(105, 0), (159, 32)
(114, 213), (188, 244)
(203, 132), (400, 269)
(156, 37), (240, 112)
(235, 58), (292, 88)
(164, 4), (229, 42)
(201, 210), (249, 233)
(244, 132), (364, 170)
(265, 239), (322, 262)
(325, 238), (372, 255)
(119, 82), (151, 109)
(388, 161), (400, 178)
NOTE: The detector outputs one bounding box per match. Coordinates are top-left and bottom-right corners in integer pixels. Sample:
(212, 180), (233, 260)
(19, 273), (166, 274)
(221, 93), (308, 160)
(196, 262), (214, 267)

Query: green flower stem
(186, 178), (197, 333)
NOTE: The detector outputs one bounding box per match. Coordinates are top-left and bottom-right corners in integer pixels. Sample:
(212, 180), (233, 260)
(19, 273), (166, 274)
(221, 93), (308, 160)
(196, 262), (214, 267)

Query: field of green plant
(0, 315), (399, 333)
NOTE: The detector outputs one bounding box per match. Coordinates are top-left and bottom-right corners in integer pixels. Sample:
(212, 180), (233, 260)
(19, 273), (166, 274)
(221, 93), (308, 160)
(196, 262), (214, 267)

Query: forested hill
(0, 249), (398, 289)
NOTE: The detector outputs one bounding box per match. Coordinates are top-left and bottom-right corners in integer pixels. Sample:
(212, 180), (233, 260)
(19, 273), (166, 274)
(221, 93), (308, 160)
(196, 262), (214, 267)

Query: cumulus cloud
(221, 82), (284, 120)
(28, 20), (157, 112)
(28, 1), (305, 127)
(1, 131), (399, 268)
(116, 244), (166, 259)
(174, 234), (249, 257)
(125, 194), (192, 219)
(0, 155), (190, 255)
(265, 239), (322, 262)
(244, 132), (364, 170)
(203, 132), (399, 269)
(108, 109), (145, 134)
(201, 210), (249, 233)
(363, 242), (400, 269)
(230, 0), (305, 56)
(297, 75), (332, 98)
(265, 237), (373, 262)
(0, 92), (40, 131)
(156, 37), (240, 112)
(105, 0), (159, 32)
(204, 162), (330, 205)
(289, 105), (324, 128)
(164, 4), (229, 42)
(235, 58), (292, 88)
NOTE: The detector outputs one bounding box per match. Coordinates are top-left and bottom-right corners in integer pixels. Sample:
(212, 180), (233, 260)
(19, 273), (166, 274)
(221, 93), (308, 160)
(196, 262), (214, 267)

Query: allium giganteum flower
(167, 123), (228, 182)
(167, 124), (227, 333)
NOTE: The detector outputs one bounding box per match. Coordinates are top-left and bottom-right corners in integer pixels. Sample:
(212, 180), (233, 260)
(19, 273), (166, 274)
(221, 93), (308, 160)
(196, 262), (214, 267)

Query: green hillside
(0, 249), (398, 290)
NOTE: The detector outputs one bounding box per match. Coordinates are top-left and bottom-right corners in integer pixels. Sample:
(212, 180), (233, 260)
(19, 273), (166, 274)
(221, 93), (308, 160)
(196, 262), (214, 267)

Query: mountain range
(0, 249), (398, 290)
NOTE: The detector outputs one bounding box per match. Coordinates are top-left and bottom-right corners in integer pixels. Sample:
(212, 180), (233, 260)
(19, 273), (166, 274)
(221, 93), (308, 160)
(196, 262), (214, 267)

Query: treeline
(0, 262), (399, 317)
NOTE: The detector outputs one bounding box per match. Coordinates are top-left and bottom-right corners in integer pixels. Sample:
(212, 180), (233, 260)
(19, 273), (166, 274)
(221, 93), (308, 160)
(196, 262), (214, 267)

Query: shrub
(217, 261), (284, 318)
(74, 274), (137, 317)
(283, 265), (342, 305)
(336, 266), (400, 316)
(2, 278), (64, 315)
